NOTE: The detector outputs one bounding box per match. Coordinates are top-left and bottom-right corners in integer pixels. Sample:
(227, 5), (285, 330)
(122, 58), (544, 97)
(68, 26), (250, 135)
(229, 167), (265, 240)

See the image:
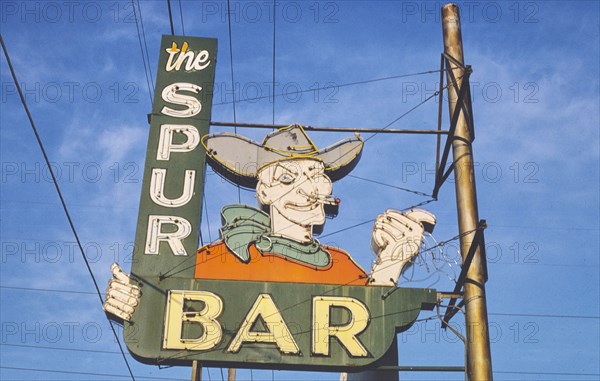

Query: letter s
(161, 83), (202, 118)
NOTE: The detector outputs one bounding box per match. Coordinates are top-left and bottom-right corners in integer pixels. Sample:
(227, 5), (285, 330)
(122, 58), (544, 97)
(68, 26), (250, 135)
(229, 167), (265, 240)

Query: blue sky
(1, 1), (599, 380)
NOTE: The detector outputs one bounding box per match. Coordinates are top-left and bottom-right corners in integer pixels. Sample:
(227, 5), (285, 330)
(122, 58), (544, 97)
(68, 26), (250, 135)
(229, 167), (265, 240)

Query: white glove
(102, 263), (141, 322)
(368, 209), (436, 286)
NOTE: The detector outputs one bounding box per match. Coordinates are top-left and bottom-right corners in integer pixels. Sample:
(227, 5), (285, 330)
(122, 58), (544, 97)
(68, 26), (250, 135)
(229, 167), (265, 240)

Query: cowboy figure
(104, 125), (435, 321)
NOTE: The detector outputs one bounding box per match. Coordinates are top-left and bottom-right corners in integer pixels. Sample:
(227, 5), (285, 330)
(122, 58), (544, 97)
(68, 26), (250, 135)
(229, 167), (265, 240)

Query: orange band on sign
(195, 242), (368, 286)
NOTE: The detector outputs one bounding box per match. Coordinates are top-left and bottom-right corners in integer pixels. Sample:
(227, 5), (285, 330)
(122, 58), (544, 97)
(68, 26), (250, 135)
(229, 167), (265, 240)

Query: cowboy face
(257, 158), (333, 228)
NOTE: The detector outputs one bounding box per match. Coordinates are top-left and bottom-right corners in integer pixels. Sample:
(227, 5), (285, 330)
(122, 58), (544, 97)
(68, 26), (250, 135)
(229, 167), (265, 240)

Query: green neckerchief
(219, 204), (330, 268)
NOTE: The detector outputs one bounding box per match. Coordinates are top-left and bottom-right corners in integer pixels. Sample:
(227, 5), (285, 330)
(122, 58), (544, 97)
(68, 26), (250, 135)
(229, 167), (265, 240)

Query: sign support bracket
(441, 220), (488, 328)
(432, 55), (474, 200)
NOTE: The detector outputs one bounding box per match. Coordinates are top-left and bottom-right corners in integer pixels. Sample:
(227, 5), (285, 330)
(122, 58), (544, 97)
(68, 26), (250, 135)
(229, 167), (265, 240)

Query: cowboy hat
(202, 124), (364, 188)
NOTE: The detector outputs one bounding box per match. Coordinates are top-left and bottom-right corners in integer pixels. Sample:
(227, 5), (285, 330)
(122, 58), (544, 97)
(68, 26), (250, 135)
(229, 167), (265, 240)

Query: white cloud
(97, 125), (146, 164)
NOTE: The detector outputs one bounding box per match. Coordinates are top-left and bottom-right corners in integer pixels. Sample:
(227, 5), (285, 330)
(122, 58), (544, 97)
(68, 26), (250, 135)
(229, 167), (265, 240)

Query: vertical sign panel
(132, 35), (217, 279)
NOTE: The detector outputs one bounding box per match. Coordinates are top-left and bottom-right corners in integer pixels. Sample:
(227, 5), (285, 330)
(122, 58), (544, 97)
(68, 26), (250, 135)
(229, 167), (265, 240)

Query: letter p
(1, 322), (19, 343)
(401, 2), (419, 23)
(402, 162), (419, 182)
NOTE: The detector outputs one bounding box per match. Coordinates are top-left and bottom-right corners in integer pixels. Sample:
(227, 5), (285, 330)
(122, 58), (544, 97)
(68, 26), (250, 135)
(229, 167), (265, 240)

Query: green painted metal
(131, 35), (217, 279)
(124, 279), (436, 370)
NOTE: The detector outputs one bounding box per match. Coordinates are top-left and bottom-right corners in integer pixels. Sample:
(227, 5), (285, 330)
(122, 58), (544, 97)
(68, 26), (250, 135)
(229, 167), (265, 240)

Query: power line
(0, 34), (137, 381)
(363, 74), (461, 144)
(1, 343), (121, 355)
(0, 285), (96, 295)
(131, 0), (154, 105)
(212, 68), (453, 107)
(489, 312), (600, 320)
(225, 0), (241, 204)
(319, 219), (375, 239)
(137, 0), (155, 94)
(271, 0), (277, 124)
(0, 366), (184, 380)
(319, 198), (436, 240)
(318, 76), (458, 175)
(487, 261), (600, 269)
(178, 0), (185, 35)
(203, 194), (213, 242)
(166, 0), (175, 35)
(490, 224), (598, 232)
(2, 199), (139, 210)
(348, 174), (431, 197)
(495, 370), (600, 377)
(2, 365), (597, 379)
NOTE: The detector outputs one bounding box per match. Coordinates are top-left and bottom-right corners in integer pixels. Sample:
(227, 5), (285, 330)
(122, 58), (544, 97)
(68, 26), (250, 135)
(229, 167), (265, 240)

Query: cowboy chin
(103, 124), (436, 321)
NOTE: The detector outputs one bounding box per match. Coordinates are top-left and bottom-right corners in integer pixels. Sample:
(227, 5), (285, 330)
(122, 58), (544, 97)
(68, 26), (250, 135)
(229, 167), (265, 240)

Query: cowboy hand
(369, 209), (436, 286)
(103, 263), (141, 322)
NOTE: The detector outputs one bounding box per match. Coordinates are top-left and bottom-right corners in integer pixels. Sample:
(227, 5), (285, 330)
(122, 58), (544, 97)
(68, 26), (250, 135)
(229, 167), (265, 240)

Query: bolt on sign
(122, 35), (437, 371)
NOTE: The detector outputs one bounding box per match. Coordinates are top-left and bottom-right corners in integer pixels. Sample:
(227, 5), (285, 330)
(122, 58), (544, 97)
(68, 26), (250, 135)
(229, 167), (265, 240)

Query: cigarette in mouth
(298, 189), (340, 205)
(316, 194), (340, 205)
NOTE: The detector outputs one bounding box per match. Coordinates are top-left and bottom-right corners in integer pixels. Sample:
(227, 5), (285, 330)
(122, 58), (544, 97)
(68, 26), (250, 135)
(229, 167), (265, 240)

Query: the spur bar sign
(124, 279), (436, 369)
(124, 34), (437, 371)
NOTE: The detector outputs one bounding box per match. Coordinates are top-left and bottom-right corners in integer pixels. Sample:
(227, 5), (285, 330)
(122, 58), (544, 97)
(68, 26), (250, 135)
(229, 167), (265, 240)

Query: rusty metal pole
(441, 3), (493, 380)
(191, 361), (202, 381)
(227, 368), (236, 381)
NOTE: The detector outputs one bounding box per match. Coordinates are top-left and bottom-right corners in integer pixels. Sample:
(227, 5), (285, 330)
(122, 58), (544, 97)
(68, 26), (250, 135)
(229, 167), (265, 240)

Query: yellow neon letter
(163, 290), (223, 350)
(227, 294), (299, 354)
(312, 296), (369, 357)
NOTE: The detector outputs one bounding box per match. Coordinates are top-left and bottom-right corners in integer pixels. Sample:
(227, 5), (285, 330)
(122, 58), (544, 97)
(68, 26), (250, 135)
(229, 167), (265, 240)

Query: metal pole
(209, 121), (449, 135)
(191, 361), (202, 381)
(228, 368), (236, 381)
(441, 3), (493, 380)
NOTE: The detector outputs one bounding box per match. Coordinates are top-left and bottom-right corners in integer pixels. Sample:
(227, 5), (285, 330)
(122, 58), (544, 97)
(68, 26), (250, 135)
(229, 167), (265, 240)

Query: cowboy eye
(279, 173), (295, 184)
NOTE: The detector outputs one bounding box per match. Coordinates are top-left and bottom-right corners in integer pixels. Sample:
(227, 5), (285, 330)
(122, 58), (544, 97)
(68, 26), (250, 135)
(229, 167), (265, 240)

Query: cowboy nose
(298, 177), (318, 195)
(311, 175), (332, 196)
